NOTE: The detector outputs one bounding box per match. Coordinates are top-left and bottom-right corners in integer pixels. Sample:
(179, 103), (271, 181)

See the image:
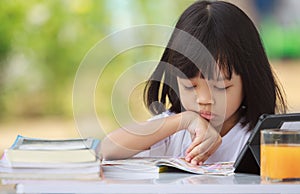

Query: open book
(102, 157), (234, 178)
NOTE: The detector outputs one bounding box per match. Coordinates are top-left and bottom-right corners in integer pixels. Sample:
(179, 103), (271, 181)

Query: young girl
(101, 0), (287, 165)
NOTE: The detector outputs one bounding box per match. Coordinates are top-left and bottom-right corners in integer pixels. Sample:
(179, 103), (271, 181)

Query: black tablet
(234, 113), (300, 175)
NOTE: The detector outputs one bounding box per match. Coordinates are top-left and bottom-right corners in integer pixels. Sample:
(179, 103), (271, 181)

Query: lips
(199, 111), (215, 120)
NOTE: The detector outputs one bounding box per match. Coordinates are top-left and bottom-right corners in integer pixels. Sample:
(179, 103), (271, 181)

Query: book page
(11, 135), (95, 150)
(156, 158), (234, 175)
(102, 158), (234, 176)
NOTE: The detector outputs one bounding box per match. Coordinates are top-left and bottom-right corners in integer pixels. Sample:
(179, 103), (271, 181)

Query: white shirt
(135, 111), (251, 163)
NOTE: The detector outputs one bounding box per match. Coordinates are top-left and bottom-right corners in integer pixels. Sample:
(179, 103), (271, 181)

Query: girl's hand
(183, 111), (222, 165)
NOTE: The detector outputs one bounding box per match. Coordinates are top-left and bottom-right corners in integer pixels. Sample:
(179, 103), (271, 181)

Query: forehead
(196, 68), (232, 81)
(178, 70), (239, 83)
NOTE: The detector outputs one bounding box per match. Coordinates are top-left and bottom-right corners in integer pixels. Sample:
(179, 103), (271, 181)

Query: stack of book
(0, 135), (101, 181)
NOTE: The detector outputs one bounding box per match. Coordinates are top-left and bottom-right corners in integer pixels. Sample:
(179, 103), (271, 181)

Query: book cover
(10, 135), (98, 150)
(4, 149), (97, 163)
(2, 135), (101, 167)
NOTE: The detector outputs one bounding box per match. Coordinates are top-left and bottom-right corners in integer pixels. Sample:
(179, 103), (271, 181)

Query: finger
(190, 131), (221, 156)
(186, 128), (208, 154)
(185, 137), (200, 155)
(190, 148), (212, 165)
(185, 134), (205, 158)
(191, 133), (196, 141)
(185, 139), (212, 162)
(197, 141), (221, 163)
(186, 127), (210, 154)
(187, 136), (221, 163)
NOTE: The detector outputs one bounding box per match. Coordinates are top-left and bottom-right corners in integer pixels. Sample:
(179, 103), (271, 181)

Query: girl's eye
(214, 85), (230, 91)
(184, 85), (197, 90)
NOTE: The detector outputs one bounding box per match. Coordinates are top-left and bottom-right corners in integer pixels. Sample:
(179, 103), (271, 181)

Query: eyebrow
(215, 70), (228, 81)
(216, 76), (226, 81)
(191, 71), (230, 81)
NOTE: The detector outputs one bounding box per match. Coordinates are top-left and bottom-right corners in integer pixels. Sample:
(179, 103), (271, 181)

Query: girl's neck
(219, 110), (241, 137)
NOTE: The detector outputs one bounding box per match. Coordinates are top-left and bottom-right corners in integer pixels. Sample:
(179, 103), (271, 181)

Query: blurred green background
(0, 0), (193, 121)
(1, 0), (300, 152)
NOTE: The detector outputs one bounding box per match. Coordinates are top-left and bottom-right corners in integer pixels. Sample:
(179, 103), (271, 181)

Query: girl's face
(177, 71), (243, 136)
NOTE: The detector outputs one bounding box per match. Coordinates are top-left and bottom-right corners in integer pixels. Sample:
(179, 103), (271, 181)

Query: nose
(195, 81), (214, 105)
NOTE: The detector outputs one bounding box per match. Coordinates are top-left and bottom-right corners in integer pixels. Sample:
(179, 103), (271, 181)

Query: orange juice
(261, 144), (300, 180)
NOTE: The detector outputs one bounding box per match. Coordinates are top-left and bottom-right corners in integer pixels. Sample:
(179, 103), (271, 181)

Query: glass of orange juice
(261, 129), (300, 182)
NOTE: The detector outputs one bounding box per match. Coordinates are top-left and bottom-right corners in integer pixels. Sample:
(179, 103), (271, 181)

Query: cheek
(179, 89), (197, 111)
(224, 89), (243, 119)
(211, 91), (226, 114)
(211, 88), (243, 122)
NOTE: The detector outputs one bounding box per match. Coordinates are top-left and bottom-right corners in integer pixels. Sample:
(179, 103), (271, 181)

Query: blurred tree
(0, 0), (192, 121)
(0, 0), (25, 117)
(0, 0), (108, 119)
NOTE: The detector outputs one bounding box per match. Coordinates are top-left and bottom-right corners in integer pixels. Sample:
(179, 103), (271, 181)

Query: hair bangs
(167, 49), (201, 79)
(199, 23), (242, 81)
(168, 33), (237, 81)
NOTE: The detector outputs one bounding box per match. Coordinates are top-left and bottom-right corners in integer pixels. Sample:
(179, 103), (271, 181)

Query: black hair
(144, 0), (287, 130)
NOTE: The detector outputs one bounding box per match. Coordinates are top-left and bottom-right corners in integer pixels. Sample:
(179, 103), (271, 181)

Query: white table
(101, 173), (300, 194)
(2, 173), (299, 194)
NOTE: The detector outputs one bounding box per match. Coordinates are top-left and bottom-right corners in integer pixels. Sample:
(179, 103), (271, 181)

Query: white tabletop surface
(101, 173), (300, 194)
(2, 172), (299, 194)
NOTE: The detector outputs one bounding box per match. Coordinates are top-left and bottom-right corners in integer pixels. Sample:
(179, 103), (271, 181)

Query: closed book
(0, 172), (101, 180)
(2, 135), (100, 167)
(10, 135), (97, 150)
(0, 162), (100, 174)
(4, 149), (97, 164)
(0, 159), (101, 180)
(0, 135), (102, 180)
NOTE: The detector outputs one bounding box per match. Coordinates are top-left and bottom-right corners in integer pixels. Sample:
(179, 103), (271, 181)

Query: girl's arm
(101, 111), (221, 163)
(101, 112), (190, 160)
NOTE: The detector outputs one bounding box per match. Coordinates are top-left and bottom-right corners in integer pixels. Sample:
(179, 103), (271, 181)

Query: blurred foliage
(260, 19), (300, 59)
(0, 0), (107, 118)
(0, 0), (299, 123)
(255, 0), (300, 59)
(0, 0), (191, 121)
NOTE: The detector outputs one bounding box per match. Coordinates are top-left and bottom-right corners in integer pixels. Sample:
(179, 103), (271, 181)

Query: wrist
(178, 111), (198, 130)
